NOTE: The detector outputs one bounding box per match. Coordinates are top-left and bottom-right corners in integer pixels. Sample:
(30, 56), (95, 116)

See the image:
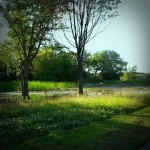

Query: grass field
(0, 88), (150, 150)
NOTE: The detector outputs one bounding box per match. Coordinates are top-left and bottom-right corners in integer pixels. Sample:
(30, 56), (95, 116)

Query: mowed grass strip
(0, 91), (150, 150)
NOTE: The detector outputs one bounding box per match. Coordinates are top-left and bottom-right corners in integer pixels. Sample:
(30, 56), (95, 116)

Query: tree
(120, 66), (137, 81)
(0, 0), (62, 99)
(63, 0), (121, 94)
(56, 51), (77, 81)
(32, 46), (77, 81)
(0, 40), (18, 81)
(32, 47), (63, 81)
(90, 50), (127, 80)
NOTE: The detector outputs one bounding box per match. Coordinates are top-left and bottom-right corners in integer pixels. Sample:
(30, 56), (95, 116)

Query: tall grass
(0, 81), (21, 92)
(103, 78), (150, 86)
(0, 81), (77, 92)
(29, 81), (77, 91)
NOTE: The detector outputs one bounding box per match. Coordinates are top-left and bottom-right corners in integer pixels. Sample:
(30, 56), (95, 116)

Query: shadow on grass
(0, 98), (150, 150)
(7, 107), (150, 150)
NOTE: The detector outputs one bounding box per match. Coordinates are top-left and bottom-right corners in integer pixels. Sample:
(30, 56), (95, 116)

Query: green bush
(120, 71), (136, 81)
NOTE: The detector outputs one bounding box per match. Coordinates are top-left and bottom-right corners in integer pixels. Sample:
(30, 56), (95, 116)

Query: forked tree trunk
(77, 58), (83, 95)
(94, 69), (97, 77)
(21, 61), (30, 100)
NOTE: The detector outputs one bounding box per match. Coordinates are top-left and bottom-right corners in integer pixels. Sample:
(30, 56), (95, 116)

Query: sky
(90, 0), (150, 73)
(55, 0), (150, 73)
(0, 0), (150, 73)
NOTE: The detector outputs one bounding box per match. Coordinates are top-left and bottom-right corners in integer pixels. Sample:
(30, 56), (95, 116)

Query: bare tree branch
(63, 0), (121, 94)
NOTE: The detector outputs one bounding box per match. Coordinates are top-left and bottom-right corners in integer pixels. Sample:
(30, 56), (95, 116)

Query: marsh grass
(103, 78), (150, 86)
(0, 81), (77, 92)
(29, 81), (77, 91)
(0, 81), (21, 92)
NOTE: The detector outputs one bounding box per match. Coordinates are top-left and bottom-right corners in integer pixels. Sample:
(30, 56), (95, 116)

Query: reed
(0, 81), (77, 92)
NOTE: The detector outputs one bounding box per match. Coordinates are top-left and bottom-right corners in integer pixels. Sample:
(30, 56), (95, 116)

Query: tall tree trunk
(77, 58), (83, 95)
(21, 61), (30, 100)
(94, 69), (97, 77)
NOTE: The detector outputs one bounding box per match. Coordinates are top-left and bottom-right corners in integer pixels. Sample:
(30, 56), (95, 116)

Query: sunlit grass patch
(29, 81), (77, 91)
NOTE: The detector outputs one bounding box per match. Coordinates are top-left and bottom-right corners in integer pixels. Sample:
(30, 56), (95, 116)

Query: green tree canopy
(0, 40), (19, 80)
(90, 50), (128, 80)
(32, 46), (77, 82)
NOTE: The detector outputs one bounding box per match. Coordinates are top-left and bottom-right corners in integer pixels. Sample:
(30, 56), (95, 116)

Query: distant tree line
(1, 40), (141, 82)
(1, 41), (150, 83)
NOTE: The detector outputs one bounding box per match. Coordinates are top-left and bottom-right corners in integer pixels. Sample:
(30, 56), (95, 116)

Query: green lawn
(0, 88), (150, 150)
